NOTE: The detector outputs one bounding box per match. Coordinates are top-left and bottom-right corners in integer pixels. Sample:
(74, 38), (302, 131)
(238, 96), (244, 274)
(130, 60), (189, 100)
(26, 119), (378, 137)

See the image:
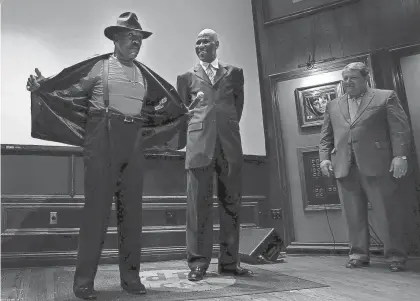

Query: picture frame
(295, 80), (343, 128)
(263, 0), (361, 26)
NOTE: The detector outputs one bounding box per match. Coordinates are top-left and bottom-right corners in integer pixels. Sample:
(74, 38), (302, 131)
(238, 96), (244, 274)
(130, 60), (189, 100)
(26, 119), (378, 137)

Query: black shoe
(121, 277), (147, 295)
(389, 261), (405, 272)
(346, 259), (370, 268)
(218, 266), (254, 277)
(188, 267), (206, 281)
(73, 286), (98, 300)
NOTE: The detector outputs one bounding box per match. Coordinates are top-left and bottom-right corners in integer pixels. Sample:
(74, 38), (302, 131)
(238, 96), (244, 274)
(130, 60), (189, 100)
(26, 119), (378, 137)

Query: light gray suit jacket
(319, 88), (411, 178)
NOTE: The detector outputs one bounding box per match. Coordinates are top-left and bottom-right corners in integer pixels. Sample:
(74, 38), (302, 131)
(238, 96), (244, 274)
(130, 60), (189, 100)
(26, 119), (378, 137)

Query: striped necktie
(349, 95), (363, 122)
(206, 65), (215, 84)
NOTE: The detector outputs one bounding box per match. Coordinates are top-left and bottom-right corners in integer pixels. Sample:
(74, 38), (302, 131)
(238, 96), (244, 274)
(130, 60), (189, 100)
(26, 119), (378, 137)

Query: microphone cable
(324, 204), (337, 254)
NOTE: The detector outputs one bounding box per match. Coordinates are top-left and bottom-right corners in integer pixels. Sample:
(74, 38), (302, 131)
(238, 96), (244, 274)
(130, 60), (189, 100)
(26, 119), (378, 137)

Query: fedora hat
(104, 12), (152, 40)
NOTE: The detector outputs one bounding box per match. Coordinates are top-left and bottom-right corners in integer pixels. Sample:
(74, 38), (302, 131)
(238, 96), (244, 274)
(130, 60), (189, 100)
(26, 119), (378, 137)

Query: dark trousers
(337, 162), (406, 263)
(74, 114), (144, 289)
(186, 140), (242, 270)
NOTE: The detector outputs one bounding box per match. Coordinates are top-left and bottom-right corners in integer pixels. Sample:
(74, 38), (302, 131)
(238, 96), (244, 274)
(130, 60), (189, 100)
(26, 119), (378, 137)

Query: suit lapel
(339, 95), (351, 124)
(351, 89), (375, 125)
(212, 63), (228, 86)
(193, 64), (212, 85)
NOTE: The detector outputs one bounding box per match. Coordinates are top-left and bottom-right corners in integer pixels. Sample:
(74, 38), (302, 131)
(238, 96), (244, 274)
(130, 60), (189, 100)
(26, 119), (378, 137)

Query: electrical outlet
(165, 211), (177, 225)
(50, 212), (58, 225)
(271, 209), (282, 220)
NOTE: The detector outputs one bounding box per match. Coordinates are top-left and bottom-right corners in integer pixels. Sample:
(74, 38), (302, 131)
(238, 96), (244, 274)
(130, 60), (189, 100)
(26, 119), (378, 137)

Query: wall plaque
(297, 146), (341, 210)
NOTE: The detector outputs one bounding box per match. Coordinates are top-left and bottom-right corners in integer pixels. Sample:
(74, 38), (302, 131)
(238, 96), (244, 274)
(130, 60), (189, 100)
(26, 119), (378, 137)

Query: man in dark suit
(176, 29), (253, 281)
(319, 62), (411, 272)
(27, 12), (187, 299)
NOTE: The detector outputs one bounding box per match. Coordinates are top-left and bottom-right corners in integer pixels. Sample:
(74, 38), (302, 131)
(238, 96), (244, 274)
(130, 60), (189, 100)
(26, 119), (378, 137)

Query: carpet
(54, 263), (327, 300)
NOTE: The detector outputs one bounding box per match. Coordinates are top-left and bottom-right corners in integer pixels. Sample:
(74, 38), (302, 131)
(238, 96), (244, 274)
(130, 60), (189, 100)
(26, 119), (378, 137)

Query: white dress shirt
(200, 57), (219, 71)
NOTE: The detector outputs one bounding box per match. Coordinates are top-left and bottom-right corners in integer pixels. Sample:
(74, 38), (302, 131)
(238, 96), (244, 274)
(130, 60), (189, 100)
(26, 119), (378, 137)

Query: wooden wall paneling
(1, 155), (71, 196)
(1, 144), (268, 267)
(263, 0), (360, 25)
(251, 0), (293, 244)
(1, 197), (262, 234)
(257, 0), (420, 75)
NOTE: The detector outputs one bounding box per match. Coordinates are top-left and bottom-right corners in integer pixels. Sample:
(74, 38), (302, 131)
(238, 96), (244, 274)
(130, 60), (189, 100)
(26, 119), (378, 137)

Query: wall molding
(2, 143), (269, 267)
(286, 242), (383, 255)
(1, 245), (222, 268)
(268, 53), (373, 83)
(262, 0), (360, 26)
(2, 223), (258, 236)
(1, 144), (267, 163)
(1, 195), (265, 203)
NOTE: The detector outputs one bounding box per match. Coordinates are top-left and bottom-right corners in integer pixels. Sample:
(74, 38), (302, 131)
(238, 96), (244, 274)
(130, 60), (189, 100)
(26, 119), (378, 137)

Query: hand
(26, 68), (45, 92)
(320, 160), (333, 177)
(389, 157), (408, 178)
(186, 110), (194, 119)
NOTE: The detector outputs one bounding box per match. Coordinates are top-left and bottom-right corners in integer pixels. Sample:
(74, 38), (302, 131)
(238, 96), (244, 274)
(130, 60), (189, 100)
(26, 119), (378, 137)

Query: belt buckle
(124, 116), (134, 123)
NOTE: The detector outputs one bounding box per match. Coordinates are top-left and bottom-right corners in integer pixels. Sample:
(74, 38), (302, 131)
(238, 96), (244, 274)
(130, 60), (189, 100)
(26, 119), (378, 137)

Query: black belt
(89, 109), (144, 124)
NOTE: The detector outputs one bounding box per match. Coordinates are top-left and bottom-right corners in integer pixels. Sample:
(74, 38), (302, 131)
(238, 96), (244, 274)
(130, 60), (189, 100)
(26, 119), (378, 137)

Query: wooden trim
(1, 195), (265, 204)
(69, 155), (76, 197)
(286, 242), (383, 255)
(1, 223), (258, 236)
(269, 78), (295, 244)
(388, 44), (420, 223)
(1, 144), (83, 156)
(269, 53), (372, 82)
(1, 144), (267, 163)
(389, 44), (420, 113)
(251, 0), (296, 245)
(0, 245), (222, 268)
(389, 43), (420, 56)
(1, 195), (78, 202)
(262, 0), (360, 26)
(251, 0), (271, 157)
(68, 155), (75, 197)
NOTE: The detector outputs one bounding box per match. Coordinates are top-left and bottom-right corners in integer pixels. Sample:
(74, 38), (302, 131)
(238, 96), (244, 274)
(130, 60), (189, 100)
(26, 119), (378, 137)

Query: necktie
(349, 97), (361, 122)
(206, 65), (215, 84)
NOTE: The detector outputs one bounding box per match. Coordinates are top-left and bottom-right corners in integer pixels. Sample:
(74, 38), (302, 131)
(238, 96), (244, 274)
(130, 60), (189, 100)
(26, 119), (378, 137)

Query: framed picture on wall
(295, 80), (343, 128)
(263, 0), (360, 25)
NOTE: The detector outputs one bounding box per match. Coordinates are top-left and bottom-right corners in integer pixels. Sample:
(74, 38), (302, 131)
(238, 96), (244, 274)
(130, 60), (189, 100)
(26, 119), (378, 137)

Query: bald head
(197, 29), (219, 42)
(195, 28), (219, 63)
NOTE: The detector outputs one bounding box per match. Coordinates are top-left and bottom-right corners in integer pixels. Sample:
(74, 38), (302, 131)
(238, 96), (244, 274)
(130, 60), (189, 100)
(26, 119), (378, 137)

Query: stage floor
(2, 255), (420, 301)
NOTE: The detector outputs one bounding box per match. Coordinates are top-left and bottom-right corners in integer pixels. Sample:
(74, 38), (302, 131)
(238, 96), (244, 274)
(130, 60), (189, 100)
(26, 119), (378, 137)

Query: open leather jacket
(31, 53), (188, 150)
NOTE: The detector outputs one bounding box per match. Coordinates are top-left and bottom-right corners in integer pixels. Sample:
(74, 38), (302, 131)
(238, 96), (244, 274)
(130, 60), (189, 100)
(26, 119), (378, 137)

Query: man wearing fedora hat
(27, 12), (187, 300)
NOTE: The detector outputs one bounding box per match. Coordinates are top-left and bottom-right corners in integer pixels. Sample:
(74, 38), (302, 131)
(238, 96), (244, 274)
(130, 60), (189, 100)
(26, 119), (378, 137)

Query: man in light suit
(319, 62), (411, 272)
(177, 29), (253, 281)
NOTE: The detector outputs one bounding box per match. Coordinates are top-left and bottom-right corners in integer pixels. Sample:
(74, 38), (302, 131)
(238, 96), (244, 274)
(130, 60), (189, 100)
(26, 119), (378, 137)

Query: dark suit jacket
(31, 53), (188, 150)
(177, 62), (244, 169)
(319, 88), (411, 178)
